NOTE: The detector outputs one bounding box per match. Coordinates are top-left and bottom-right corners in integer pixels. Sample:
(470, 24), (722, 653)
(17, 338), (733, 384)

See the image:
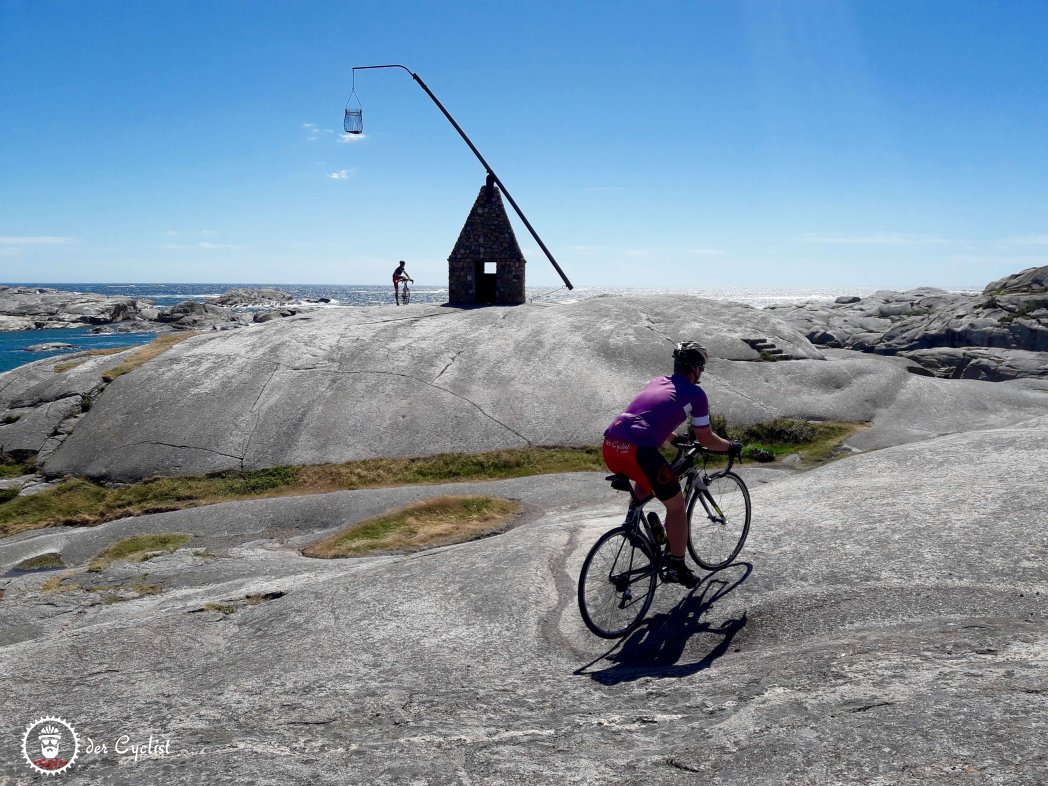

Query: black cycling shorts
(603, 438), (682, 501)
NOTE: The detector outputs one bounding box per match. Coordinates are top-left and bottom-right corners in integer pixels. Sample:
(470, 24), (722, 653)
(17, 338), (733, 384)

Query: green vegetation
(101, 332), (197, 382)
(0, 455), (34, 478)
(0, 420), (864, 539)
(90, 581), (163, 604)
(2, 414), (20, 425)
(296, 446), (602, 489)
(0, 447), (601, 537)
(711, 415), (864, 463)
(52, 347), (128, 374)
(303, 495), (521, 558)
(87, 532), (191, 572)
(13, 552), (65, 571)
(204, 602), (237, 615)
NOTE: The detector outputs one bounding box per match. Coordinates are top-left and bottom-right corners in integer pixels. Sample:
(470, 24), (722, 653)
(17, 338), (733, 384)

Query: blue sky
(2, 1), (1047, 289)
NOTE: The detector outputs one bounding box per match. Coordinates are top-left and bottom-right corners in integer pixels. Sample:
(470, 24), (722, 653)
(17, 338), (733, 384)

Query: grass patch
(0, 455), (35, 478)
(0, 420), (863, 540)
(41, 573), (78, 593)
(203, 602), (237, 615)
(53, 347), (128, 374)
(89, 580), (164, 603)
(2, 414), (20, 425)
(13, 552), (65, 571)
(302, 495), (521, 558)
(101, 332), (197, 382)
(0, 447), (600, 538)
(87, 532), (191, 573)
(711, 415), (865, 463)
(295, 446), (602, 490)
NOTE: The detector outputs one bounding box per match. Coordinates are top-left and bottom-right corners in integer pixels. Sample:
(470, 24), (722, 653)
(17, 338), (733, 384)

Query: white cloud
(0, 236), (74, 245)
(686, 248), (725, 256)
(338, 132), (366, 143)
(303, 122), (333, 142)
(328, 170), (350, 180)
(798, 232), (950, 246)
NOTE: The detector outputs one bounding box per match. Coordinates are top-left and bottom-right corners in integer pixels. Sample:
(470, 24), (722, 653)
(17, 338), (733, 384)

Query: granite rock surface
(0, 416), (1044, 784)
(4, 295), (1048, 482)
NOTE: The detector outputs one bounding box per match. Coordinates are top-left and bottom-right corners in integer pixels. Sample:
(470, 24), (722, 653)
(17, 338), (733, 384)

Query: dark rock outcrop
(211, 288), (294, 306)
(24, 343), (74, 353)
(767, 266), (1048, 379)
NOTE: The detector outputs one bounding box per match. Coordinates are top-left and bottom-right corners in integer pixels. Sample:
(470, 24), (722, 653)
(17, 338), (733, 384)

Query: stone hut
(447, 178), (526, 305)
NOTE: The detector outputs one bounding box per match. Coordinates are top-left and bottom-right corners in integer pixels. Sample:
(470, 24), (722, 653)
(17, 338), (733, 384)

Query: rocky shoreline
(0, 286), (310, 335)
(767, 265), (1048, 380)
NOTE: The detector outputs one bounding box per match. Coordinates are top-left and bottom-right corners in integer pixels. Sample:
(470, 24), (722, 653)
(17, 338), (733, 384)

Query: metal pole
(352, 64), (573, 291)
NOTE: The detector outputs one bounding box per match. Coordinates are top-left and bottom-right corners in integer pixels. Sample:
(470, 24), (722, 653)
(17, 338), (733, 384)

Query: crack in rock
(119, 441), (246, 463)
(241, 363), (282, 468)
(434, 350), (465, 382)
(849, 701), (895, 713)
(334, 369), (533, 445)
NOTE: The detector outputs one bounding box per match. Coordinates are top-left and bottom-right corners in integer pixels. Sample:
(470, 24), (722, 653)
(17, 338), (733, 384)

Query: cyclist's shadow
(577, 562), (752, 685)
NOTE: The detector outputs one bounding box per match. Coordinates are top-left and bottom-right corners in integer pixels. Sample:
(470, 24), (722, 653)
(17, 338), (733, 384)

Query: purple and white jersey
(604, 374), (710, 448)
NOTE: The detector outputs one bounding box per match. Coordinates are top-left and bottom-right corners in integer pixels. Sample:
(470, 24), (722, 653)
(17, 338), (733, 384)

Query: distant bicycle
(577, 434), (751, 639)
(401, 278), (411, 304)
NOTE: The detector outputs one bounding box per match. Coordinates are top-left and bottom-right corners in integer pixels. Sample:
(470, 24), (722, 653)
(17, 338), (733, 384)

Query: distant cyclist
(603, 341), (742, 587)
(392, 261), (413, 305)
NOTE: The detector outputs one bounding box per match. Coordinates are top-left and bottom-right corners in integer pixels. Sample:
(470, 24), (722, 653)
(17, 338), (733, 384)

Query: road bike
(577, 436), (751, 639)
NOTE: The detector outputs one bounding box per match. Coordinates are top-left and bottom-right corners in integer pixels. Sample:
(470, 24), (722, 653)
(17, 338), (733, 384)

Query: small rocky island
(0, 285), (305, 333)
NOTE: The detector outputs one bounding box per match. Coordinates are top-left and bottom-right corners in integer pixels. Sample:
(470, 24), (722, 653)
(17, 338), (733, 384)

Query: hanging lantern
(344, 106), (363, 134)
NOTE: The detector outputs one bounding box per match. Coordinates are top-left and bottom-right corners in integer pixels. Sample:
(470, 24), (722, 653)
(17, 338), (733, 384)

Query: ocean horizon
(1, 281), (983, 374)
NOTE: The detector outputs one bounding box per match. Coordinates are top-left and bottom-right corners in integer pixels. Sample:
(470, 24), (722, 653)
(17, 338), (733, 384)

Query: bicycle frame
(580, 438), (747, 637)
(671, 442), (736, 524)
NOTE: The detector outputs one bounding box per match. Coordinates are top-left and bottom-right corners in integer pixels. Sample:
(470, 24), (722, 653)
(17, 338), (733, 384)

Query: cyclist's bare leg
(662, 491), (688, 557)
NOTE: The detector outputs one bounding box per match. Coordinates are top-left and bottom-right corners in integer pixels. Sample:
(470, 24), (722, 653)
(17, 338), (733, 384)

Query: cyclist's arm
(693, 424), (732, 453)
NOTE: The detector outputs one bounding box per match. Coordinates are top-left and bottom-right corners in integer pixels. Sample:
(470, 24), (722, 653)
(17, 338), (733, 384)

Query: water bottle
(646, 511), (666, 545)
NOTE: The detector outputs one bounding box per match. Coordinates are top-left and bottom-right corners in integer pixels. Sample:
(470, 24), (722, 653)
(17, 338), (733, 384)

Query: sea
(0, 282), (980, 374)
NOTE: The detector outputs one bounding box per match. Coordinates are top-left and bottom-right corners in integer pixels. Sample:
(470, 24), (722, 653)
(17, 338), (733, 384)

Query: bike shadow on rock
(577, 562), (752, 686)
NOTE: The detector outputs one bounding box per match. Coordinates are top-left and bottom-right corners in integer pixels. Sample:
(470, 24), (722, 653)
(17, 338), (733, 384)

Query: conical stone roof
(448, 183), (525, 262)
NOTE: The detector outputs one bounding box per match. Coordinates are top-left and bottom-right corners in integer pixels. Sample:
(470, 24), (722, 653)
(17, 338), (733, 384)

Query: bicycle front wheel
(687, 472), (751, 570)
(578, 526), (658, 639)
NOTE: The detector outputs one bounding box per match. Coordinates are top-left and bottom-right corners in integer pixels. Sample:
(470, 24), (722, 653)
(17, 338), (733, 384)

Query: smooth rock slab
(0, 418), (1044, 784)
(12, 295), (1048, 482)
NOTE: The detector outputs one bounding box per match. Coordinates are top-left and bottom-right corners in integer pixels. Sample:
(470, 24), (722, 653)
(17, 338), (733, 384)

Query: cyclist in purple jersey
(603, 342), (742, 587)
(604, 374), (710, 448)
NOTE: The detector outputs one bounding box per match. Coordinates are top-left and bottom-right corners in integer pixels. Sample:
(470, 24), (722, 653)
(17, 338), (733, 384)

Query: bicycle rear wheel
(687, 472), (751, 570)
(578, 526), (658, 639)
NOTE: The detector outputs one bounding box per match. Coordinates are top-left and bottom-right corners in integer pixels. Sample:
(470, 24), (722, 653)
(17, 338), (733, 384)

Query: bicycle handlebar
(669, 435), (740, 473)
